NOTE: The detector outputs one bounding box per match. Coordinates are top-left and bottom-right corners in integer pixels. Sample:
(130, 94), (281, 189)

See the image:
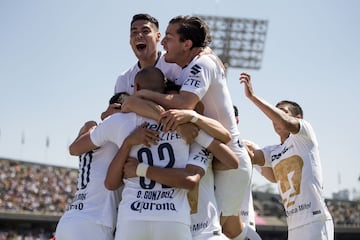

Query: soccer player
(233, 105), (258, 233)
(55, 92), (130, 240)
(114, 13), (181, 95)
(135, 15), (254, 240)
(121, 67), (246, 239)
(69, 67), (226, 240)
(239, 72), (334, 240)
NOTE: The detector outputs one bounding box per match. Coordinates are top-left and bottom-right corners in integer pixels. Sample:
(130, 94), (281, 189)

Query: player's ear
(156, 31), (161, 42)
(134, 83), (140, 92)
(184, 39), (193, 51)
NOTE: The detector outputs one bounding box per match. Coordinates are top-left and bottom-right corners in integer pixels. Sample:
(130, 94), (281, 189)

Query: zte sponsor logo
(183, 78), (201, 88)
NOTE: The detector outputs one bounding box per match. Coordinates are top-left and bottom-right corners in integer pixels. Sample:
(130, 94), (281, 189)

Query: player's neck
(138, 51), (161, 69)
(179, 48), (203, 68)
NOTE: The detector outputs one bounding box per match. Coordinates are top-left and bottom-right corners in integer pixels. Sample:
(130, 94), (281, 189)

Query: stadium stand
(0, 157), (359, 240)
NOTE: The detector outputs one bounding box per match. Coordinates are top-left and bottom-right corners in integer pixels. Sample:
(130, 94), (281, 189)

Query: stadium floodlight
(196, 15), (269, 70)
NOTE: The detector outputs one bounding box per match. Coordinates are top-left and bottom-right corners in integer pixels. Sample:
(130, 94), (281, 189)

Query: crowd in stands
(0, 157), (359, 239)
(0, 229), (50, 240)
(326, 199), (360, 226)
(0, 158), (77, 214)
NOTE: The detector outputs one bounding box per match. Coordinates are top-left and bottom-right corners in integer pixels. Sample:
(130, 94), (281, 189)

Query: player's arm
(207, 139), (239, 169)
(194, 131), (239, 170)
(248, 147), (277, 182)
(105, 123), (160, 190)
(162, 109), (231, 143)
(135, 89), (199, 110)
(260, 166), (276, 183)
(69, 122), (99, 156)
(240, 72), (300, 134)
(123, 159), (204, 190)
(120, 95), (165, 121)
(123, 142), (208, 190)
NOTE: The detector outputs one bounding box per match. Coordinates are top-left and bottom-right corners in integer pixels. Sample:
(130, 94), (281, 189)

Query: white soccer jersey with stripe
(262, 119), (333, 230)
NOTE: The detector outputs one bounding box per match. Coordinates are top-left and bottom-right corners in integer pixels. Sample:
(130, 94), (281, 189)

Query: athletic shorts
(214, 138), (252, 216)
(239, 184), (256, 230)
(193, 231), (229, 240)
(55, 215), (114, 240)
(115, 218), (192, 240)
(288, 219), (334, 240)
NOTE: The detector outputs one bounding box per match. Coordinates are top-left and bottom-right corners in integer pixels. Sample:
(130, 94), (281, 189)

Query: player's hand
(78, 121), (97, 136)
(125, 122), (159, 147)
(101, 103), (122, 120)
(239, 72), (254, 99)
(160, 109), (196, 132)
(133, 89), (152, 99)
(123, 157), (138, 179)
(241, 139), (260, 152)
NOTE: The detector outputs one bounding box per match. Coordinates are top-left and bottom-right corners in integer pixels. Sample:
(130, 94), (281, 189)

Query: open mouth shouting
(136, 43), (146, 51)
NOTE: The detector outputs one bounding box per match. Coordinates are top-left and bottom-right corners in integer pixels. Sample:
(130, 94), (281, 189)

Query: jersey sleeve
(90, 113), (135, 147)
(296, 119), (318, 145)
(261, 145), (278, 167)
(179, 56), (215, 100)
(187, 142), (211, 172)
(114, 74), (129, 94)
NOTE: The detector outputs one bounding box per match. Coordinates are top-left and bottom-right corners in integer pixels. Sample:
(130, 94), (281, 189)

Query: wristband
(136, 163), (149, 177)
(195, 130), (214, 148)
(190, 112), (199, 123)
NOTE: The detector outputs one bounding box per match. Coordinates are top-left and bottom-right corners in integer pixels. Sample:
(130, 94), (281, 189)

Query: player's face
(273, 104), (292, 137)
(161, 23), (187, 66)
(130, 20), (160, 61)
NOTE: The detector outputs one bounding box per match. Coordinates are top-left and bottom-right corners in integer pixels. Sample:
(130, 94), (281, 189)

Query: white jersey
(90, 112), (207, 226)
(56, 141), (121, 236)
(179, 54), (239, 139)
(261, 119), (333, 230)
(179, 54), (252, 215)
(114, 51), (182, 94)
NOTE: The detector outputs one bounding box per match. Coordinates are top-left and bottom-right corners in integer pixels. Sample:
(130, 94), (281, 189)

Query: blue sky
(1, 0), (359, 199)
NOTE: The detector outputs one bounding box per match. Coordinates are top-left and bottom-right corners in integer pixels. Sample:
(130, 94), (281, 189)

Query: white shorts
(239, 182), (256, 230)
(115, 218), (192, 240)
(55, 215), (114, 240)
(215, 138), (252, 216)
(193, 231), (230, 240)
(288, 219), (334, 240)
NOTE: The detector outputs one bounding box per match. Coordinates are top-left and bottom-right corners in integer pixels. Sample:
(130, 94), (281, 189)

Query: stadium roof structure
(196, 15), (269, 70)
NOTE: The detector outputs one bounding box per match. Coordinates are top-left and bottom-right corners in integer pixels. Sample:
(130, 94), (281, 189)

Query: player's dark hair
(276, 100), (303, 118)
(233, 105), (239, 117)
(165, 80), (181, 93)
(131, 13), (159, 30)
(109, 92), (130, 105)
(169, 15), (211, 49)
